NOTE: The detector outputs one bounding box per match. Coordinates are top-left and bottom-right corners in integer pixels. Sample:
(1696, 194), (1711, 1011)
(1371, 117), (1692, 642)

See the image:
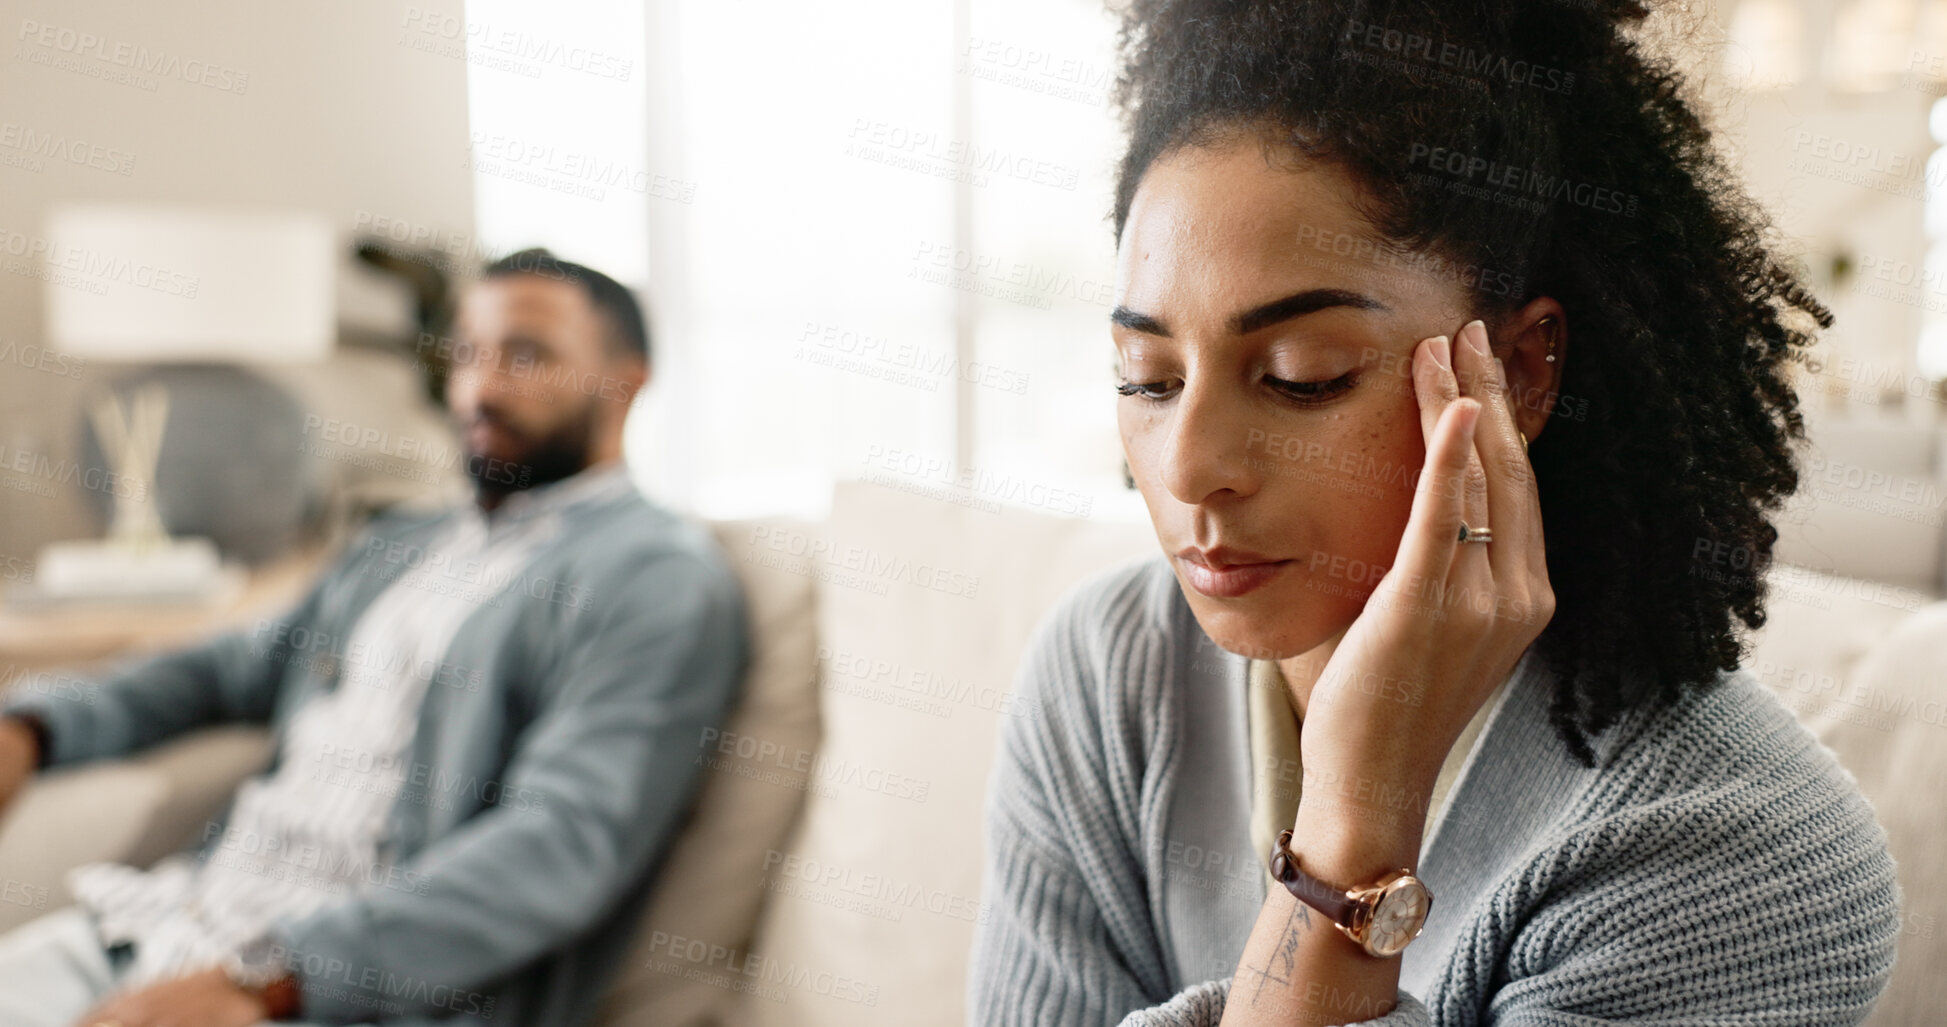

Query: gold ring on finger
(1458, 522), (1493, 544)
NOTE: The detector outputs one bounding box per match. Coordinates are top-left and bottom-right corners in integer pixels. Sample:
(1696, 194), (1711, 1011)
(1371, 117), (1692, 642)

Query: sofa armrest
(0, 726), (272, 934)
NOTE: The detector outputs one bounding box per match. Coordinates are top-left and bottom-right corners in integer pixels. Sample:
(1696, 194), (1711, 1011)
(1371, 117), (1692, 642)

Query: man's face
(444, 274), (639, 497)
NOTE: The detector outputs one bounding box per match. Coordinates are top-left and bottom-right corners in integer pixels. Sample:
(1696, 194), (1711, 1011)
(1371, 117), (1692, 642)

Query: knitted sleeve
(1445, 681), (1903, 1026)
(965, 563), (1436, 1027)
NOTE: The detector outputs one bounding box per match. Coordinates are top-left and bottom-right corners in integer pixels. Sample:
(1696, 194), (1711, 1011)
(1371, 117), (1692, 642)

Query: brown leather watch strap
(1268, 828), (1360, 926)
(258, 973), (302, 1019)
(3, 713), (51, 769)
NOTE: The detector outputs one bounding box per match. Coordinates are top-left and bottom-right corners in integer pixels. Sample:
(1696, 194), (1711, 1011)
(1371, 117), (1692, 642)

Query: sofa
(1, 480), (1941, 1025)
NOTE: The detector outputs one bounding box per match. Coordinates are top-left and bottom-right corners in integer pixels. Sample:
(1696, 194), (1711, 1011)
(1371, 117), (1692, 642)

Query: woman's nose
(1156, 381), (1261, 506)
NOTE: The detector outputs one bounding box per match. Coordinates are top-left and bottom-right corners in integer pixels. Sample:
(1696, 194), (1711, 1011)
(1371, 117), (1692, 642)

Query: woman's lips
(1177, 549), (1292, 599)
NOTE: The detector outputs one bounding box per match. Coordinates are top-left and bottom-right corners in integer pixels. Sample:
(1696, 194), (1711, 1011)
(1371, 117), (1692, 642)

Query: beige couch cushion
(1743, 564), (1923, 709)
(594, 518), (822, 1026)
(731, 481), (1153, 1027)
(1776, 600), (1947, 1026)
(1744, 565), (1945, 1024)
(0, 724), (272, 935)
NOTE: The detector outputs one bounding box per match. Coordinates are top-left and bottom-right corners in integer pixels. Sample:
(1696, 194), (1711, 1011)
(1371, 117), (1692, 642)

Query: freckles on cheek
(1117, 408), (1162, 474)
(1367, 406), (1426, 529)
(1367, 381), (1426, 458)
(1320, 397), (1423, 530)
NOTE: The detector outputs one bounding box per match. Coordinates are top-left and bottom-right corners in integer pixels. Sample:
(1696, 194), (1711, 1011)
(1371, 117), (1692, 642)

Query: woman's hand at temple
(1299, 317), (1555, 835)
(1219, 318), (1553, 1026)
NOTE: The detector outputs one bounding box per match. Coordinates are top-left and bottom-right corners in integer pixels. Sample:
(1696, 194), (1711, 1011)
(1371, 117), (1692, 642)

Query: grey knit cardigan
(967, 556), (1902, 1026)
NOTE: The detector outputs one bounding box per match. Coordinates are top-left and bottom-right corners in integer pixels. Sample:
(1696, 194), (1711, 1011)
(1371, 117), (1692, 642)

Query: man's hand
(0, 716), (39, 815)
(71, 968), (269, 1027)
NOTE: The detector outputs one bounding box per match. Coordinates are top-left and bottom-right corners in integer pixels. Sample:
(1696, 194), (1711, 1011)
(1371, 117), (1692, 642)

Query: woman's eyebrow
(1233, 288), (1388, 334)
(1110, 306), (1169, 335)
(1110, 287), (1389, 338)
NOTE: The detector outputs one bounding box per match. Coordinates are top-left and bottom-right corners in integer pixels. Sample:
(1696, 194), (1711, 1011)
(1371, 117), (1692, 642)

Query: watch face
(236, 935), (278, 966)
(1365, 879), (1431, 957)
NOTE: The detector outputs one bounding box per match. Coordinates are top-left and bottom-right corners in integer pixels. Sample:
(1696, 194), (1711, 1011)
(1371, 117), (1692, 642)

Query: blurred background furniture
(21, 204), (334, 604)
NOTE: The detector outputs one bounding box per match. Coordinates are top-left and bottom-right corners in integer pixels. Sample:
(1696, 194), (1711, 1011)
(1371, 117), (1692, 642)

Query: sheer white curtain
(471, 0), (1144, 521)
(463, 0), (650, 287)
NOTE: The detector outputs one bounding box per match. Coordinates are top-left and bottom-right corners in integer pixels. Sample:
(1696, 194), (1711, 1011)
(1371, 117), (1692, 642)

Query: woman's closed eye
(1114, 370), (1359, 406)
(1266, 370), (1358, 404)
(1114, 378), (1179, 400)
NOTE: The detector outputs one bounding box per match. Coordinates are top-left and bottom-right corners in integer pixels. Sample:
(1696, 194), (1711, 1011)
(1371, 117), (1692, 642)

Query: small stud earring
(1538, 315), (1557, 363)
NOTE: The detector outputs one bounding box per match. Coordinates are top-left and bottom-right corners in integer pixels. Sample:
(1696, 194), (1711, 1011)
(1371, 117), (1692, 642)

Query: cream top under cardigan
(1243, 656), (1513, 892)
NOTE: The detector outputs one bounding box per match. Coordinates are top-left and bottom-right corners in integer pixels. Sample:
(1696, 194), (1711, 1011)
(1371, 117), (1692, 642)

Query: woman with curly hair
(967, 0), (1902, 1024)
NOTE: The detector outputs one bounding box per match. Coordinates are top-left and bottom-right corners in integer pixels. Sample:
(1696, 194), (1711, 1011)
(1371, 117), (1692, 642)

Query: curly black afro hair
(1110, 0), (1827, 767)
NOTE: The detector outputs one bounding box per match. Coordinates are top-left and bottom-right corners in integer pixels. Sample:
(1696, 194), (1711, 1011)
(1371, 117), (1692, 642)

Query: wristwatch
(1268, 828), (1434, 958)
(223, 934), (301, 1018)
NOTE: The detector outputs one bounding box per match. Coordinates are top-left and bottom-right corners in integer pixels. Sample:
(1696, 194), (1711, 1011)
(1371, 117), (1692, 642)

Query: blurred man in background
(0, 249), (748, 1027)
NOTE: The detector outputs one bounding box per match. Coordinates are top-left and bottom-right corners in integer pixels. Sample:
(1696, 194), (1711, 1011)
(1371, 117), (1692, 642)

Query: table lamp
(30, 203), (334, 603)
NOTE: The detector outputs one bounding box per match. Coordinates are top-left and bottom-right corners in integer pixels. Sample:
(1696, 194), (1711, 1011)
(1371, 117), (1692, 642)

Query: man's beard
(462, 403), (597, 500)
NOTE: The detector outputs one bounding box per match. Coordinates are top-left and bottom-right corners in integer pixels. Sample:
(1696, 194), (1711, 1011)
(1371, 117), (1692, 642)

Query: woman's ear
(1497, 298), (1567, 446)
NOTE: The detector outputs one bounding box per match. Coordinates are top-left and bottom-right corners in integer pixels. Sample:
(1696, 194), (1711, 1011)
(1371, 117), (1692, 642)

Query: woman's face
(1113, 135), (1519, 661)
